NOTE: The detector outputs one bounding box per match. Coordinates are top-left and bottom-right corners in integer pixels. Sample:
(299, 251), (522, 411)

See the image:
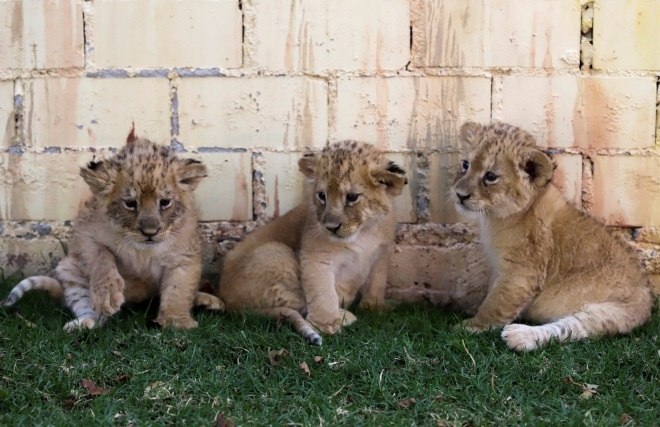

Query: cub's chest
(113, 247), (167, 285)
(332, 234), (386, 284)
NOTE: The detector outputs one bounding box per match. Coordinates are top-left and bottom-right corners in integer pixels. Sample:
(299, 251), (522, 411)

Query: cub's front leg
(155, 262), (201, 329)
(460, 270), (543, 332)
(83, 241), (126, 317)
(301, 258), (355, 335)
(358, 248), (390, 311)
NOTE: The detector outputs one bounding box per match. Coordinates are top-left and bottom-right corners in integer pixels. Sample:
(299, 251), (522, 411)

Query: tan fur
(451, 121), (654, 351)
(218, 141), (407, 345)
(22, 134), (223, 330)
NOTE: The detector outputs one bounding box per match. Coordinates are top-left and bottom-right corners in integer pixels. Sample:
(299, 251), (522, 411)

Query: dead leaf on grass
(61, 398), (76, 410)
(215, 412), (235, 427)
(144, 381), (174, 400)
(267, 349), (290, 366)
(580, 383), (599, 400)
(313, 355), (324, 364)
(620, 414), (633, 426)
(299, 362), (311, 377)
(395, 397), (416, 409)
(81, 379), (111, 396)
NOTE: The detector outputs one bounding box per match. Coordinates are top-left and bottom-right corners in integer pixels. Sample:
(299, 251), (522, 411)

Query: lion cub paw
(502, 324), (540, 352)
(194, 292), (225, 311)
(457, 317), (494, 333)
(155, 315), (198, 330)
(308, 309), (357, 335)
(91, 274), (125, 316)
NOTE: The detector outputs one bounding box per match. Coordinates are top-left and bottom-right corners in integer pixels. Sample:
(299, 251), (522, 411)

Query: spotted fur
(451, 122), (653, 351)
(2, 134), (223, 331)
(219, 141), (407, 344)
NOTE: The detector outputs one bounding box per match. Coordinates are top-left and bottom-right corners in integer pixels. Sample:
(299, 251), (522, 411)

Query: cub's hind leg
(502, 298), (653, 351)
(62, 285), (106, 332)
(257, 307), (322, 346)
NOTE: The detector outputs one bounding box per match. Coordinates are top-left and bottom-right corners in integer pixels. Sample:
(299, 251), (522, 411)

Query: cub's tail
(257, 307), (323, 346)
(2, 276), (63, 307)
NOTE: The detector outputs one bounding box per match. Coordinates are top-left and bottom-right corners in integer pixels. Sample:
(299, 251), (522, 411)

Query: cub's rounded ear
(298, 153), (317, 179)
(459, 122), (483, 147)
(177, 158), (207, 191)
(371, 161), (408, 196)
(522, 149), (554, 187)
(80, 159), (117, 194)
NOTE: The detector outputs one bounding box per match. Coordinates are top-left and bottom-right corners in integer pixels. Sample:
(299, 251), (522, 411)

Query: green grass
(0, 276), (657, 426)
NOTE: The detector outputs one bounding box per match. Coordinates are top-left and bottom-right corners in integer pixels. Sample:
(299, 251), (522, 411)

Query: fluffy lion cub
(218, 141), (407, 345)
(451, 121), (653, 351)
(3, 130), (223, 331)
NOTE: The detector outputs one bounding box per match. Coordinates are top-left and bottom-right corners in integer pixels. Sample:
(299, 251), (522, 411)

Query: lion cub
(218, 141), (407, 345)
(3, 130), (222, 331)
(451, 122), (653, 351)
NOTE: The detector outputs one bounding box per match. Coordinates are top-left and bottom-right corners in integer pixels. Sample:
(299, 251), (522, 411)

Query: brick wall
(1, 0), (658, 305)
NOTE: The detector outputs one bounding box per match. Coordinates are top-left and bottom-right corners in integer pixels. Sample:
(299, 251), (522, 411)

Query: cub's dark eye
(122, 199), (137, 211)
(483, 171), (499, 184)
(316, 191), (326, 204)
(461, 160), (469, 173)
(345, 193), (361, 204)
(159, 199), (172, 209)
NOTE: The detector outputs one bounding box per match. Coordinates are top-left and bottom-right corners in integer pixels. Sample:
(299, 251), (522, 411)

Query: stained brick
(592, 156), (660, 227)
(261, 152), (306, 218)
(195, 151), (252, 221)
(497, 76), (656, 149)
(25, 77), (171, 149)
(178, 77), (328, 150)
(429, 152), (462, 224)
(246, 0), (409, 72)
(0, 0), (83, 69)
(0, 152), (90, 221)
(412, 0), (580, 68)
(0, 82), (14, 148)
(334, 76), (491, 150)
(92, 0), (242, 69)
(551, 154), (582, 208)
(593, 0), (660, 70)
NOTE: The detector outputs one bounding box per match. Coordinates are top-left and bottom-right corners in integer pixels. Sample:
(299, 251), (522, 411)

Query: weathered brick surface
(246, 0), (410, 72)
(0, 0), (84, 69)
(551, 154), (582, 208)
(429, 152), (462, 224)
(412, 0), (581, 68)
(178, 77), (328, 150)
(592, 156), (660, 227)
(334, 77), (491, 150)
(572, 77), (657, 150)
(24, 77), (171, 149)
(0, 152), (90, 221)
(195, 152), (252, 221)
(0, 82), (14, 147)
(593, 0), (660, 71)
(92, 0), (242, 69)
(261, 151), (306, 218)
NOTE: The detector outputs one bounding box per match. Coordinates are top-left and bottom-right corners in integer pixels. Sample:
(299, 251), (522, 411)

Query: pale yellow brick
(92, 0), (241, 69)
(551, 154), (582, 208)
(573, 77), (656, 149)
(413, 0), (580, 68)
(0, 82), (14, 148)
(334, 77), (491, 150)
(0, 152), (90, 221)
(496, 75), (579, 148)
(195, 151), (252, 221)
(25, 77), (171, 148)
(498, 76), (656, 149)
(247, 0), (409, 71)
(592, 156), (660, 227)
(429, 152), (462, 224)
(593, 0), (660, 70)
(0, 238), (66, 277)
(178, 77), (328, 150)
(0, 0), (83, 69)
(261, 151), (306, 218)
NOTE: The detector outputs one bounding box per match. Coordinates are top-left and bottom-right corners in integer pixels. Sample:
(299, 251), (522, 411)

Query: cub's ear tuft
(298, 153), (317, 179)
(459, 122), (483, 147)
(177, 158), (207, 191)
(80, 159), (117, 194)
(372, 161), (407, 196)
(522, 149), (554, 188)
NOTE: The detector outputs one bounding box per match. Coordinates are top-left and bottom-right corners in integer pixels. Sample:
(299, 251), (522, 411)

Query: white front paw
(502, 323), (539, 352)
